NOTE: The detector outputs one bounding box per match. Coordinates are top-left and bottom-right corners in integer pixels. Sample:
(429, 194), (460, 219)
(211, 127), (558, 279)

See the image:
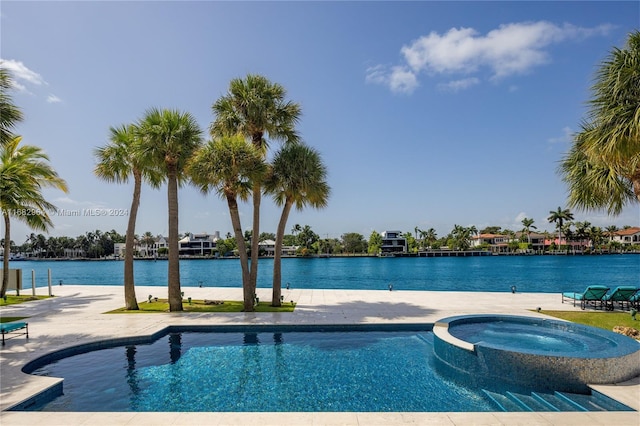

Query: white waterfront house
(178, 232), (219, 256)
(612, 227), (640, 246)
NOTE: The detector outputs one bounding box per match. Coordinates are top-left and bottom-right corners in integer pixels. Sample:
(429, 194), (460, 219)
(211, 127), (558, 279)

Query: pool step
(482, 389), (634, 412)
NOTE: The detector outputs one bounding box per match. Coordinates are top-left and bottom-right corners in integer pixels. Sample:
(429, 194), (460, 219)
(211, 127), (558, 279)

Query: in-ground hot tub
(433, 315), (640, 393)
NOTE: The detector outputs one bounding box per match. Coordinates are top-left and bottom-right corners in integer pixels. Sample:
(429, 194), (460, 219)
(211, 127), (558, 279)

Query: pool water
(30, 330), (495, 412)
(448, 320), (617, 354)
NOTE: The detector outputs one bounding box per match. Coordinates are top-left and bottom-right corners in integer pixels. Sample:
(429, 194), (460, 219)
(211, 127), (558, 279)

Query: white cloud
(0, 58), (46, 87)
(367, 21), (612, 94)
(514, 212), (528, 224)
(548, 126), (573, 144)
(47, 94), (62, 104)
(437, 77), (479, 92)
(366, 65), (419, 94)
(388, 66), (418, 94)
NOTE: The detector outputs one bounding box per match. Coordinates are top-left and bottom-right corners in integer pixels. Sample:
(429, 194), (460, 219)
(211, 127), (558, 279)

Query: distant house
(179, 233), (217, 256)
(380, 231), (407, 254)
(612, 227), (640, 246)
(113, 243), (125, 258)
(472, 233), (509, 253)
(258, 239), (299, 256)
(515, 231), (547, 252)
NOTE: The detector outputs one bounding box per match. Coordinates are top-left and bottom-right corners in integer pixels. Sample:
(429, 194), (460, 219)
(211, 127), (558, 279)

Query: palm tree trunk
(1, 213), (10, 297)
(167, 167), (182, 312)
(123, 171), (141, 310)
(272, 200), (293, 307)
(226, 194), (253, 311)
(248, 183), (260, 301)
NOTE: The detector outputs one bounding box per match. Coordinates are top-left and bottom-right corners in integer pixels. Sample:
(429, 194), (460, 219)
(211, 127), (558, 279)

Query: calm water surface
(9, 255), (639, 293)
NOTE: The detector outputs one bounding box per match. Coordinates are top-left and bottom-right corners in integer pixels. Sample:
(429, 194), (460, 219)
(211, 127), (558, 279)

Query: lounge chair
(629, 290), (640, 310)
(1, 321), (28, 345)
(561, 285), (609, 310)
(602, 286), (638, 311)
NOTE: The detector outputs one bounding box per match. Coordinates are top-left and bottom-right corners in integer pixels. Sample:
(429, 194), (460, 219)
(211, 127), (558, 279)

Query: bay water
(8, 254), (639, 293)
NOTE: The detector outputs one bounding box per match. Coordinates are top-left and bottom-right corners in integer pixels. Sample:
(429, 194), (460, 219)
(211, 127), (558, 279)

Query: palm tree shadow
(299, 300), (438, 322)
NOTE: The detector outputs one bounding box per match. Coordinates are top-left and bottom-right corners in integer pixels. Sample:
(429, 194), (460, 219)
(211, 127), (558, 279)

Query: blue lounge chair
(562, 285), (609, 310)
(629, 290), (640, 310)
(602, 286), (638, 311)
(1, 321), (28, 345)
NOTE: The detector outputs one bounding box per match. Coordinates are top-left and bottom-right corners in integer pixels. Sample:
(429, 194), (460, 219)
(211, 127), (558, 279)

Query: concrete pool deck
(0, 285), (638, 425)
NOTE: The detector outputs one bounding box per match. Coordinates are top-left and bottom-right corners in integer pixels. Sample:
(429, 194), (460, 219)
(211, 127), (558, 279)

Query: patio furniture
(1, 321), (28, 345)
(603, 286), (638, 311)
(561, 285), (609, 310)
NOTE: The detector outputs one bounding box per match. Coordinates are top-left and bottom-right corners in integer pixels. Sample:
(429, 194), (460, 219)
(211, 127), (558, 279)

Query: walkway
(1, 285), (638, 425)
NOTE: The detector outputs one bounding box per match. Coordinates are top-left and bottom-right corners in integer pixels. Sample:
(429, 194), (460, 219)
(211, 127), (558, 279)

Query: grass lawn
(107, 299), (296, 313)
(0, 316), (29, 323)
(0, 294), (50, 307)
(538, 310), (639, 332)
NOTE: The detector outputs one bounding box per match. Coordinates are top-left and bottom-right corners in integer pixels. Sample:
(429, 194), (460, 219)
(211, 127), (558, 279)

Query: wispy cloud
(437, 77), (480, 93)
(367, 21), (613, 94)
(47, 94), (62, 104)
(548, 126), (573, 145)
(0, 58), (46, 90)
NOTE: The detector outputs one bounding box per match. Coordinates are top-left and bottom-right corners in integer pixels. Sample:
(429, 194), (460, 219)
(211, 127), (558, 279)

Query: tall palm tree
(264, 143), (330, 306)
(188, 134), (266, 311)
(1, 136), (68, 296)
(211, 74), (301, 297)
(94, 123), (161, 310)
(0, 68), (23, 148)
(547, 207), (574, 246)
(521, 217), (537, 244)
(560, 31), (640, 214)
(138, 108), (202, 312)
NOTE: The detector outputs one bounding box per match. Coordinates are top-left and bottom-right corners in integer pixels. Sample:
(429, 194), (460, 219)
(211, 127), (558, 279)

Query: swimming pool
(24, 326), (496, 412)
(19, 325), (635, 412)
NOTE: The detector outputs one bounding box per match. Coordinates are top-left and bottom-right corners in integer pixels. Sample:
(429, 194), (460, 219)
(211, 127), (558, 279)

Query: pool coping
(1, 285), (639, 425)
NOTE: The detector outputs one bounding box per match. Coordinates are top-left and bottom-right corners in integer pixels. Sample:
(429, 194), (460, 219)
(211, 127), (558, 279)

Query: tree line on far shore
(3, 216), (638, 261)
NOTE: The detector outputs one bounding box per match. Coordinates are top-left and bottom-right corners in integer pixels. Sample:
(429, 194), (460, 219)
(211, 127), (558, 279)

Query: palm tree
(188, 134), (265, 311)
(0, 68), (23, 148)
(1, 136), (68, 296)
(94, 123), (161, 310)
(138, 108), (202, 312)
(264, 143), (330, 306)
(211, 74), (301, 297)
(547, 207), (574, 247)
(560, 31), (640, 214)
(521, 217), (537, 244)
(140, 231), (156, 256)
(605, 225), (618, 242)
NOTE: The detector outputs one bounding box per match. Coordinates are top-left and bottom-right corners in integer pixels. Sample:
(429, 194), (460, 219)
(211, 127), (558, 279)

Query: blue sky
(2, 1), (639, 242)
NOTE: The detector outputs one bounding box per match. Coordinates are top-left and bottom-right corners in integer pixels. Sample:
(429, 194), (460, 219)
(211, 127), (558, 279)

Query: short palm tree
(0, 68), (24, 148)
(211, 74), (301, 296)
(138, 108), (202, 312)
(94, 123), (162, 310)
(188, 134), (266, 311)
(1, 136), (68, 296)
(264, 143), (330, 306)
(560, 30), (640, 214)
(547, 207), (574, 246)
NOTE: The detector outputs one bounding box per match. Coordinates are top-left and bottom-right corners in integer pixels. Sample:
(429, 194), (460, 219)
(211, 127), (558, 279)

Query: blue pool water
(448, 321), (616, 354)
(28, 330), (496, 412)
(8, 254), (640, 293)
